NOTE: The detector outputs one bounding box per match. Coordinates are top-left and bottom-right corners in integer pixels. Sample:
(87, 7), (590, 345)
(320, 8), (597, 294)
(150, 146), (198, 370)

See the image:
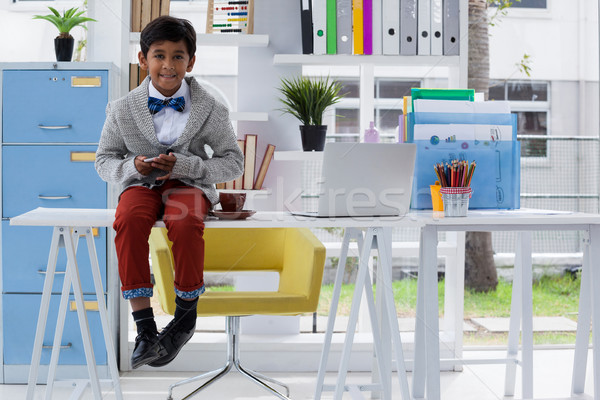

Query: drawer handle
(43, 343), (72, 350)
(38, 124), (72, 130)
(38, 195), (72, 200)
(37, 269), (66, 275)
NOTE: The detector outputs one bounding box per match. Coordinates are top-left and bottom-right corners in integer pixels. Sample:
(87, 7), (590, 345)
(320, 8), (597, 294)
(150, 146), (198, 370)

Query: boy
(96, 16), (244, 369)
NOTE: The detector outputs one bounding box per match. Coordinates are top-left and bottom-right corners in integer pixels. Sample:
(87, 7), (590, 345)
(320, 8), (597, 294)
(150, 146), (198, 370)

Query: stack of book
(131, 0), (171, 32)
(300, 0), (459, 56)
(216, 134), (276, 190)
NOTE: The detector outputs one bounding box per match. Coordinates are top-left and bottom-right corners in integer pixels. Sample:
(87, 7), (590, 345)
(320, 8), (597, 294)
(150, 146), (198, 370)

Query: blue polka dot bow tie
(148, 96), (185, 114)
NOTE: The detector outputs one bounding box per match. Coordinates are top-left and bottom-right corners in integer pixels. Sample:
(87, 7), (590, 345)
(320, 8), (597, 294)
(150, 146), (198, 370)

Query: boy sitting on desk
(95, 15), (244, 369)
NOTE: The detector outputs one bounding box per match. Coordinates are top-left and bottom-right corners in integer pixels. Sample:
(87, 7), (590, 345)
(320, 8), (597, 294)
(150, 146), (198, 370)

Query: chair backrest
(149, 227), (326, 316)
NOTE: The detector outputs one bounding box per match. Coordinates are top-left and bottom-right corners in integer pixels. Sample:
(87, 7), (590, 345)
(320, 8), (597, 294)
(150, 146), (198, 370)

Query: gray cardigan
(95, 76), (244, 205)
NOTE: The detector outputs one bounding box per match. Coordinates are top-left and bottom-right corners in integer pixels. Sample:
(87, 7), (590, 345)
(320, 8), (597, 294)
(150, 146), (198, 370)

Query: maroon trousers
(113, 180), (210, 299)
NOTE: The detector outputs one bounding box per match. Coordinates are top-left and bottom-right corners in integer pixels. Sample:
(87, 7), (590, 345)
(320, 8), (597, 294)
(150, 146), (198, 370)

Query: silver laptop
(292, 142), (417, 218)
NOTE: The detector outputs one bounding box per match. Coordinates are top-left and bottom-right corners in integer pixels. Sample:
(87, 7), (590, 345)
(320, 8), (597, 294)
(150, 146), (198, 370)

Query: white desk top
(10, 207), (600, 230)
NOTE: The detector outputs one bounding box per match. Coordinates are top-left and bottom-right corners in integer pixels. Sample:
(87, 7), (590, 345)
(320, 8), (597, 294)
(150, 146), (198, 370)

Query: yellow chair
(149, 227), (326, 400)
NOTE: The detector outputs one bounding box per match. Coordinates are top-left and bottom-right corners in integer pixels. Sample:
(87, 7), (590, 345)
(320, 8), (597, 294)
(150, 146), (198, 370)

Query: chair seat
(197, 291), (313, 316)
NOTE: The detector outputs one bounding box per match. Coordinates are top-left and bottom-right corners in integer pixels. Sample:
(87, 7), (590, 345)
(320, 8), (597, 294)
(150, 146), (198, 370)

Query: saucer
(210, 210), (256, 220)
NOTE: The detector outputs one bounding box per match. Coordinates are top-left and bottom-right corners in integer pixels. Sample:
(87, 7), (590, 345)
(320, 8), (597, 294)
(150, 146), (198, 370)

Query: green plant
(277, 76), (345, 126)
(33, 6), (96, 39)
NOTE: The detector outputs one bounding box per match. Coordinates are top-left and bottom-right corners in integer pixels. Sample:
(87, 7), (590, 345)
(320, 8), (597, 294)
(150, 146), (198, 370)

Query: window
(329, 79), (420, 143)
(489, 80), (549, 157)
(489, 0), (547, 9)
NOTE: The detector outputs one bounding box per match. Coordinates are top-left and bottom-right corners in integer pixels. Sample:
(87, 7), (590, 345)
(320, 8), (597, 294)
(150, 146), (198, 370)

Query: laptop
(291, 142), (417, 218)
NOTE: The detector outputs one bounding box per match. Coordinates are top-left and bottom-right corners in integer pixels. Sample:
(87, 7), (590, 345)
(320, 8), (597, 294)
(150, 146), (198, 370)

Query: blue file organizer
(408, 112), (520, 209)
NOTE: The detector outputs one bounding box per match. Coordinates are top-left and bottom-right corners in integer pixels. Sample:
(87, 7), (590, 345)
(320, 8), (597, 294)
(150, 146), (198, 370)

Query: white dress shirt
(148, 79), (191, 146)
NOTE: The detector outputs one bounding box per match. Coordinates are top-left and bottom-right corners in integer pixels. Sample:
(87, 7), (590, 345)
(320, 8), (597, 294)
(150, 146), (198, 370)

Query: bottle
(364, 121), (379, 143)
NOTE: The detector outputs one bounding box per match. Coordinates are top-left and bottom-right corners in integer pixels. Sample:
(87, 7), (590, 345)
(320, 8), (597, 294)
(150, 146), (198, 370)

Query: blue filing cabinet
(0, 63), (117, 383)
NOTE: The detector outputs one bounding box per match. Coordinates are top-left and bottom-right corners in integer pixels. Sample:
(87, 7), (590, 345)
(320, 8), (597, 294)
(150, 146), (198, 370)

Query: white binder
(400, 0), (417, 55)
(430, 0), (443, 55)
(336, 0), (352, 54)
(313, 0), (327, 54)
(443, 0), (460, 55)
(382, 0), (400, 55)
(417, 0), (431, 55)
(372, 0), (383, 54)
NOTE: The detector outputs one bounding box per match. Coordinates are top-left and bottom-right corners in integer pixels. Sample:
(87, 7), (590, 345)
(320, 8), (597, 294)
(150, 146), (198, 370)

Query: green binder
(410, 88), (475, 109)
(327, 0), (337, 54)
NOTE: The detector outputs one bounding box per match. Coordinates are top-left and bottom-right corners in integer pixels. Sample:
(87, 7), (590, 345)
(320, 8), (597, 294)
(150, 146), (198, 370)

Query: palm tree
(465, 0), (498, 292)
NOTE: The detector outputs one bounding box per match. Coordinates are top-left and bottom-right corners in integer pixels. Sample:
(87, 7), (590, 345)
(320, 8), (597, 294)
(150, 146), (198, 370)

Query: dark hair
(140, 16), (197, 59)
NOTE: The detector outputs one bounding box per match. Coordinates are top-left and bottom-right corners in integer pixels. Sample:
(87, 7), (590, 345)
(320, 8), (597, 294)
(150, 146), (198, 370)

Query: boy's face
(138, 39), (196, 98)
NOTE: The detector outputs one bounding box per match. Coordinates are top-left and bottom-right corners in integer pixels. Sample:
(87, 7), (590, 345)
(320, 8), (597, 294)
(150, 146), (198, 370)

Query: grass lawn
(316, 272), (583, 345)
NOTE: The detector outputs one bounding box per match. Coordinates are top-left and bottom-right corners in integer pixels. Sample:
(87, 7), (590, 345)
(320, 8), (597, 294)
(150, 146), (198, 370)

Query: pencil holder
(440, 187), (472, 217)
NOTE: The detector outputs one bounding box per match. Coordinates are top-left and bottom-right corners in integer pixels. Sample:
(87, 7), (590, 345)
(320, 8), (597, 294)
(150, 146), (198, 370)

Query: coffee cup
(219, 191), (246, 212)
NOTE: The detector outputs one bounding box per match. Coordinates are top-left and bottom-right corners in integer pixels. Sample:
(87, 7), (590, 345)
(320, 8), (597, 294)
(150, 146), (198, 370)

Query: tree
(465, 0), (498, 292)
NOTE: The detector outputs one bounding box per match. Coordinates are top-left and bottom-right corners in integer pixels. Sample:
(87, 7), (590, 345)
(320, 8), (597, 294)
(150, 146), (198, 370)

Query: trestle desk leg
(377, 227), (410, 400)
(314, 228), (363, 400)
(26, 227), (62, 400)
(45, 228), (81, 399)
(86, 228), (123, 400)
(63, 228), (102, 399)
(334, 228), (377, 400)
(587, 225), (600, 399)
(572, 230), (591, 395)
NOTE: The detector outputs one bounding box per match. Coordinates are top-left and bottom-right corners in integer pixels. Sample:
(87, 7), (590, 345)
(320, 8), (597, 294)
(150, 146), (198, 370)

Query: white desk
(10, 207), (420, 400)
(411, 209), (600, 400)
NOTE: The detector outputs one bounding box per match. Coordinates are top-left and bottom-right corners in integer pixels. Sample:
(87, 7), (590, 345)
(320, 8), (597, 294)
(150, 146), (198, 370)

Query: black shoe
(148, 318), (196, 367)
(131, 329), (163, 369)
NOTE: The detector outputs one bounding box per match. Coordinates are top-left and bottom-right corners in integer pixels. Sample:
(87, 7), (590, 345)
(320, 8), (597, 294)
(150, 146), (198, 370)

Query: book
(352, 0), (364, 54)
(326, 0), (337, 54)
(254, 144), (276, 190)
(243, 134), (257, 190)
(234, 139), (245, 189)
(300, 0), (314, 54)
(131, 0), (142, 32)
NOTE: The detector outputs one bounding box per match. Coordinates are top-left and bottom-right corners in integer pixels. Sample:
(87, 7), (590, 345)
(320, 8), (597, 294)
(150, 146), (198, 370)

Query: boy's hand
(134, 155), (154, 175)
(151, 152), (177, 181)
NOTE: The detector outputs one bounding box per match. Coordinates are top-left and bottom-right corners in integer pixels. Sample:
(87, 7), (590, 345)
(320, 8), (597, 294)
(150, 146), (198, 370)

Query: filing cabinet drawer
(2, 70), (108, 143)
(2, 221), (107, 294)
(3, 293), (107, 365)
(2, 145), (106, 218)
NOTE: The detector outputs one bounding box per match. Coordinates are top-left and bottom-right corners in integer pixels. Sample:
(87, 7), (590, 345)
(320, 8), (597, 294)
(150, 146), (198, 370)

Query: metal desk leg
(587, 225), (600, 399)
(63, 227), (103, 399)
(85, 228), (123, 400)
(314, 228), (363, 400)
(26, 227), (62, 400)
(413, 225), (440, 400)
(572, 230), (591, 395)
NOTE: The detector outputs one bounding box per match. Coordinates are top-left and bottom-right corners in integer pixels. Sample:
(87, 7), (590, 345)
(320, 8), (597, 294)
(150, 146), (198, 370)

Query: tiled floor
(1, 348), (594, 399)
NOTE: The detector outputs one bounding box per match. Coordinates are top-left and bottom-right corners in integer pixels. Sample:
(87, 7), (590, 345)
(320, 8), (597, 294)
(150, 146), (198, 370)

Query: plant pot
(299, 125), (327, 151)
(54, 37), (75, 62)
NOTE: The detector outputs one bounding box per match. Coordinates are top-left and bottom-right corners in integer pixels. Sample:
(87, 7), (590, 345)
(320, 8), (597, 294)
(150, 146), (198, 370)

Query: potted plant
(277, 76), (345, 151)
(33, 6), (96, 62)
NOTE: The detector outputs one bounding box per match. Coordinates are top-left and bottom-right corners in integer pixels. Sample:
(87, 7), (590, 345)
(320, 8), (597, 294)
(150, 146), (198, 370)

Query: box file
(382, 0), (400, 54)
(400, 0), (417, 55)
(327, 0), (337, 54)
(313, 0), (327, 54)
(417, 0), (431, 55)
(371, 0), (383, 54)
(443, 0), (460, 55)
(431, 0), (443, 55)
(300, 0), (314, 54)
(336, 0), (353, 54)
